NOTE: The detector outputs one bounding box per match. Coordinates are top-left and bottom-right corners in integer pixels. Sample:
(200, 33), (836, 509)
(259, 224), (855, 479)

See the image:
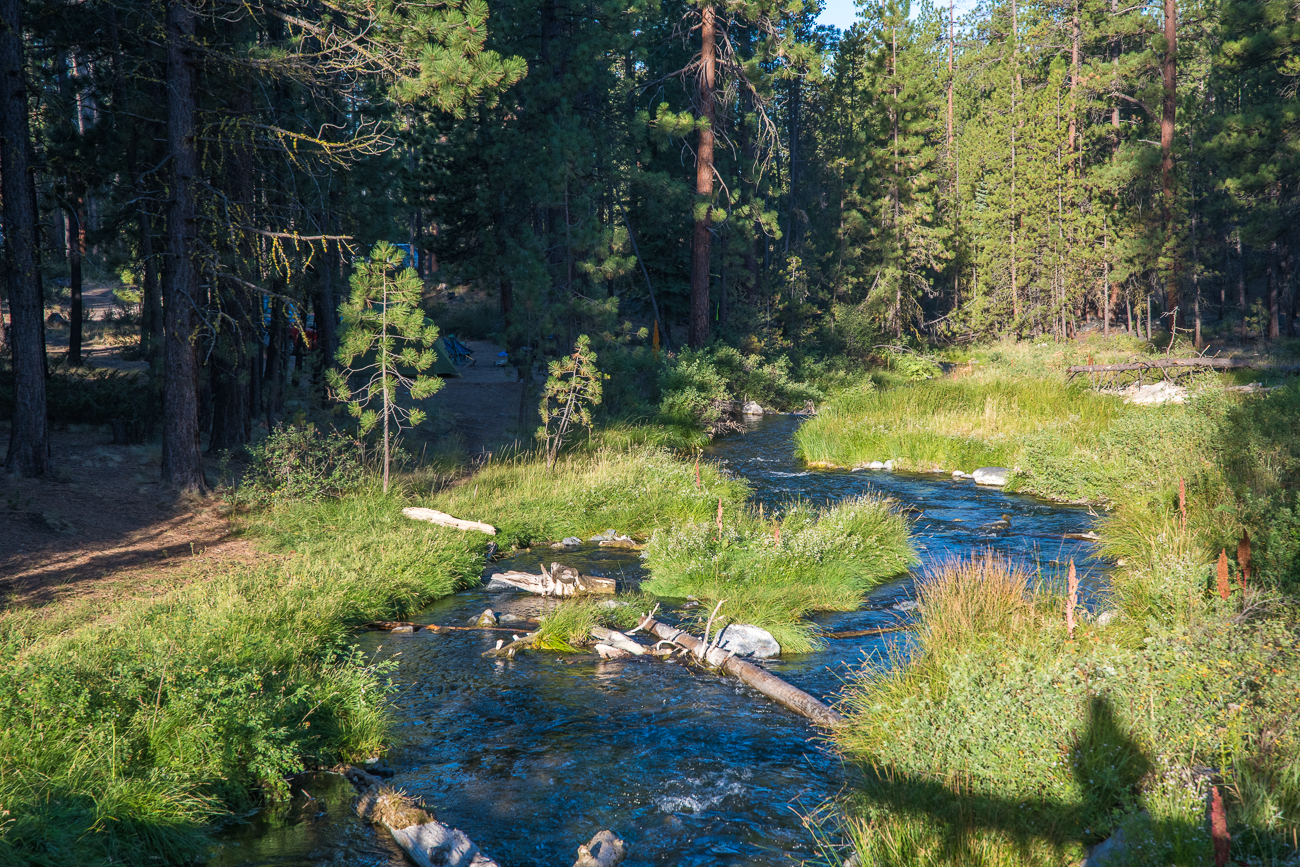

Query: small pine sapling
(537, 335), (604, 469)
(327, 242), (442, 493)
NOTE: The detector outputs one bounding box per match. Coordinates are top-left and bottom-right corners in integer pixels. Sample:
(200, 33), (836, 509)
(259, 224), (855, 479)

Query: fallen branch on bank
(402, 507), (497, 535)
(634, 613), (843, 726)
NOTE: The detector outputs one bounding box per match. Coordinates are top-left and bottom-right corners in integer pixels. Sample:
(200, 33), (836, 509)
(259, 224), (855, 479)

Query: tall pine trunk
(689, 3), (716, 350)
(161, 0), (205, 491)
(67, 203), (85, 365)
(1, 0), (49, 476)
(1161, 0), (1179, 320)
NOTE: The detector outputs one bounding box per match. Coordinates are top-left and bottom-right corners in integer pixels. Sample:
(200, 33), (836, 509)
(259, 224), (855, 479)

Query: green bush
(657, 344), (822, 430)
(238, 425), (363, 506)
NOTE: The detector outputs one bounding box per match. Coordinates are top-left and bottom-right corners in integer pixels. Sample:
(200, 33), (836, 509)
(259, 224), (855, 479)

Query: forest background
(0, 0), (1298, 480)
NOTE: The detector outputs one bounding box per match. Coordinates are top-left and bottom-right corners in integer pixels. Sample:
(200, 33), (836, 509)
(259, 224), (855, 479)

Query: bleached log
(594, 644), (632, 660)
(573, 830), (627, 867)
(590, 626), (646, 655)
(637, 616), (843, 727)
(346, 771), (500, 867)
(402, 507), (497, 536)
(486, 563), (616, 596)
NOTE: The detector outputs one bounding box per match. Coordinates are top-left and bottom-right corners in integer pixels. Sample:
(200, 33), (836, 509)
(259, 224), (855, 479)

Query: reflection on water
(209, 414), (1109, 867)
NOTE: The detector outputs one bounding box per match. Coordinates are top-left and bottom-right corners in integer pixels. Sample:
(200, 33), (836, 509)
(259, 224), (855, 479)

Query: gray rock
(389, 625), (414, 635)
(883, 459), (896, 471)
(599, 599), (630, 609)
(972, 466), (1010, 486)
(741, 400), (764, 416)
(714, 623), (780, 658)
(892, 599), (920, 612)
(498, 613), (527, 624)
(866, 461), (886, 470)
(1123, 381), (1186, 405)
(1095, 609), (1119, 627)
(475, 609), (498, 627)
(952, 470), (972, 480)
(551, 536), (583, 549)
(589, 529), (620, 542)
(483, 575), (522, 592)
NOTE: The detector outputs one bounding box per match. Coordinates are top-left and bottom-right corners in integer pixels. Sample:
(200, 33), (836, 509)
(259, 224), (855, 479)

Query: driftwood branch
(488, 565), (616, 596)
(590, 626), (646, 656)
(636, 616), (843, 726)
(402, 507), (497, 535)
(573, 830), (627, 867)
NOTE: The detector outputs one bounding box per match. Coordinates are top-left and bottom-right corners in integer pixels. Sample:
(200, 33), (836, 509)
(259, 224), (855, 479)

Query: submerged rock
(972, 466), (1010, 486)
(892, 599), (920, 612)
(589, 529), (621, 542)
(498, 613), (528, 625)
(551, 536), (583, 550)
(475, 609), (498, 627)
(714, 624), (780, 658)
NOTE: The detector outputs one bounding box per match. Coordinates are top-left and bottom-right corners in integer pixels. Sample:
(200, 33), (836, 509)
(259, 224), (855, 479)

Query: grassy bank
(818, 339), (1300, 866)
(0, 441), (747, 865)
(642, 496), (916, 652)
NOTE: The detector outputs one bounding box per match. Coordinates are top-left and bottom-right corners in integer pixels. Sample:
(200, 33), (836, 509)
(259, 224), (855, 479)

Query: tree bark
(1161, 0), (1179, 321)
(67, 203), (85, 365)
(1236, 229), (1248, 339)
(161, 0), (205, 491)
(1, 0), (49, 477)
(688, 3), (716, 350)
(1267, 240), (1280, 340)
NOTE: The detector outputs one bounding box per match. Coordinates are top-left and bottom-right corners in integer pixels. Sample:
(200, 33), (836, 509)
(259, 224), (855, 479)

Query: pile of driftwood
(342, 765), (625, 867)
(1066, 356), (1300, 389)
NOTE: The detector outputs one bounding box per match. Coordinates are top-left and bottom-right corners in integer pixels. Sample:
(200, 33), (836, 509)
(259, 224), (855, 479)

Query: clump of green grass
(531, 593), (654, 652)
(428, 445), (750, 548)
(834, 555), (1300, 867)
(642, 496), (916, 652)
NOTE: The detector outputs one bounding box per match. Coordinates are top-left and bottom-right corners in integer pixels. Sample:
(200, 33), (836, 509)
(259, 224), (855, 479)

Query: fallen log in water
(487, 563), (616, 596)
(343, 767), (500, 867)
(402, 507), (497, 536)
(590, 626), (646, 655)
(573, 830), (626, 867)
(342, 766), (626, 867)
(635, 616), (843, 726)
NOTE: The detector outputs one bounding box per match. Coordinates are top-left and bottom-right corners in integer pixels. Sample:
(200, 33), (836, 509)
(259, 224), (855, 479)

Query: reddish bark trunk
(1161, 0), (1179, 319)
(688, 4), (716, 350)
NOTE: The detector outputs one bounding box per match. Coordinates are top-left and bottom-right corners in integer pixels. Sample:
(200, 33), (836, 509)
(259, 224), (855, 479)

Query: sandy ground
(428, 338), (527, 455)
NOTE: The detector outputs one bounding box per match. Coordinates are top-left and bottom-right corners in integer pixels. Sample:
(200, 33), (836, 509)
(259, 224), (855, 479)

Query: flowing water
(209, 415), (1110, 867)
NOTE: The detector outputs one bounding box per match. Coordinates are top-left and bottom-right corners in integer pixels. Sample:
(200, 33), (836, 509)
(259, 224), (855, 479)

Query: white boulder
(972, 467), (1010, 486)
(714, 624), (780, 658)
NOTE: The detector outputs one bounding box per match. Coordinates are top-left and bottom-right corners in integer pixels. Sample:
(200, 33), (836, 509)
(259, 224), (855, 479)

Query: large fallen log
(636, 616), (843, 727)
(342, 766), (626, 867)
(486, 563), (616, 596)
(402, 507), (497, 536)
(344, 767), (499, 867)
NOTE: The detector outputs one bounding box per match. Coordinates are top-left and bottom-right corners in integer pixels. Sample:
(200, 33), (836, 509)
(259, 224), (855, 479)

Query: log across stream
(208, 415), (1112, 867)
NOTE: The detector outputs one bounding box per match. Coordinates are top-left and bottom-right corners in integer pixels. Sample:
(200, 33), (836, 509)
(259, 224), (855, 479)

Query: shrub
(657, 344), (822, 431)
(238, 425), (363, 506)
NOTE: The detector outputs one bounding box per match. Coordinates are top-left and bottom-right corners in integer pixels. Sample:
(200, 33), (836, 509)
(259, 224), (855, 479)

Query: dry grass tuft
(915, 553), (1040, 652)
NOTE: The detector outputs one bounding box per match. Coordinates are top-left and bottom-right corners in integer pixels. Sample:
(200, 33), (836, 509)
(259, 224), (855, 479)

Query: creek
(209, 414), (1110, 867)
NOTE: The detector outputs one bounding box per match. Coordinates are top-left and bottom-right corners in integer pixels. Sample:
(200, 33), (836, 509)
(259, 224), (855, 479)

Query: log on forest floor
(402, 507), (497, 535)
(635, 616), (843, 727)
(485, 563), (616, 596)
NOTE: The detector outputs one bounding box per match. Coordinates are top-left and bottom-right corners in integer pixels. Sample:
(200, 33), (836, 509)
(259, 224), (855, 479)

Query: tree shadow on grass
(844, 695), (1296, 866)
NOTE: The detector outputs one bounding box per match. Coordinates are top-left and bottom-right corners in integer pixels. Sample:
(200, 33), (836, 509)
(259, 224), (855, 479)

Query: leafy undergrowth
(641, 496), (916, 652)
(531, 594), (653, 652)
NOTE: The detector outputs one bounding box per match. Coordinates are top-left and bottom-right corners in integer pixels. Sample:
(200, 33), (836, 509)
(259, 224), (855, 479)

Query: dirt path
(0, 425), (250, 610)
(429, 338), (527, 455)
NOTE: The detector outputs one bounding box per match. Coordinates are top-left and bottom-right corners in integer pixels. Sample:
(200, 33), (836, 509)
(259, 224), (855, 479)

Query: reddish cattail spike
(774, 523), (781, 545)
(1237, 530), (1251, 590)
(1217, 549), (1231, 601)
(1066, 560), (1079, 638)
(1178, 478), (1188, 530)
(716, 498), (724, 534)
(695, 456), (702, 490)
(1210, 785), (1231, 867)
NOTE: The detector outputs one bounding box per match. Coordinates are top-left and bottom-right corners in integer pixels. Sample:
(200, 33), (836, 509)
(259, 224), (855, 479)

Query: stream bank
(209, 414), (1109, 867)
